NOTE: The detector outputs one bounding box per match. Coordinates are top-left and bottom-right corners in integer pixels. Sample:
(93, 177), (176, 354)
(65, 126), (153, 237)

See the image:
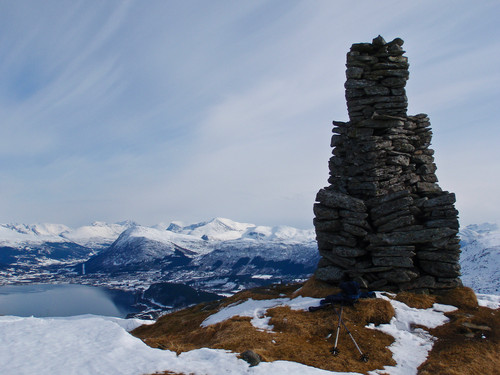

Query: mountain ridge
(0, 218), (315, 248)
(1, 219), (499, 294)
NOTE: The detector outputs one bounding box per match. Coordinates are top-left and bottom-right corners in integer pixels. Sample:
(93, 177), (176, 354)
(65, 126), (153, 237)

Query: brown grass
(418, 303), (499, 375)
(435, 286), (479, 311)
(394, 291), (436, 309)
(134, 282), (396, 374)
(391, 287), (498, 374)
(134, 284), (497, 375)
(292, 275), (341, 298)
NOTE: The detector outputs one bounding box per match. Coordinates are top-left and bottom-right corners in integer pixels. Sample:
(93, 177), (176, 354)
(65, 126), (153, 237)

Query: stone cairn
(314, 36), (461, 293)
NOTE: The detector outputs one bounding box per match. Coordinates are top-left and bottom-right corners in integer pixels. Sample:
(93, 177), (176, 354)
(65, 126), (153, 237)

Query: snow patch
(252, 274), (274, 280)
(476, 293), (500, 309)
(201, 296), (321, 329)
(367, 293), (457, 375)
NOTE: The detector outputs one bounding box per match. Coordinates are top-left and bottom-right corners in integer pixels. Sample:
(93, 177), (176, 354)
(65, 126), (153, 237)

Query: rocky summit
(314, 36), (461, 293)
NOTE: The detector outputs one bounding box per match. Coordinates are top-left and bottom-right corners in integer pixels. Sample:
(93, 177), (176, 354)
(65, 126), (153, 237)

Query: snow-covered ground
(2, 294), (498, 375)
(0, 313), (352, 375)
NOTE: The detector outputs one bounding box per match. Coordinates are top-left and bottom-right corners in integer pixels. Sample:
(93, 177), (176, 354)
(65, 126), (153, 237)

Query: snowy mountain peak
(113, 226), (177, 248)
(0, 221), (138, 249)
(0, 223), (69, 246)
(88, 220), (138, 229)
(174, 217), (254, 240)
(166, 221), (184, 233)
(31, 223), (72, 236)
(61, 221), (137, 248)
(165, 218), (315, 242)
(1, 223), (68, 236)
(114, 220), (140, 227)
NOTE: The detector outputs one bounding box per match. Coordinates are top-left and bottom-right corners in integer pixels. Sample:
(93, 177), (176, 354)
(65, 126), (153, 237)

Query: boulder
(240, 350), (261, 367)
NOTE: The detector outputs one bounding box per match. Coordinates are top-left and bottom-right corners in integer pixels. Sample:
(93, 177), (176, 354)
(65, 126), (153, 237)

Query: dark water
(0, 284), (138, 318)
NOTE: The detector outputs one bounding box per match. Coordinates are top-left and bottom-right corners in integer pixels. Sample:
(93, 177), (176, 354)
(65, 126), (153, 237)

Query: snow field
(0, 314), (356, 375)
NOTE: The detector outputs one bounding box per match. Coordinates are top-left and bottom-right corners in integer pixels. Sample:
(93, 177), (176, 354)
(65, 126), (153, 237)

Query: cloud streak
(1, 0), (499, 228)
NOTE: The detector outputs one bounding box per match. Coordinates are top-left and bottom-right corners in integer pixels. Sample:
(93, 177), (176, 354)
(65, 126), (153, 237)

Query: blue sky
(1, 0), (499, 228)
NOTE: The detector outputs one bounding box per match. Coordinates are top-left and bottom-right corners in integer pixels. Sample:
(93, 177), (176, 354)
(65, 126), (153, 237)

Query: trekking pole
(330, 305), (343, 356)
(332, 306), (369, 362)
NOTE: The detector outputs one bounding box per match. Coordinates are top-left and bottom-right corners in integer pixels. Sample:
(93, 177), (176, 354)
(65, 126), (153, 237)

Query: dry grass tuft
(418, 304), (499, 375)
(394, 291), (436, 309)
(436, 286), (479, 310)
(354, 298), (395, 325)
(292, 275), (340, 298)
(224, 283), (301, 303)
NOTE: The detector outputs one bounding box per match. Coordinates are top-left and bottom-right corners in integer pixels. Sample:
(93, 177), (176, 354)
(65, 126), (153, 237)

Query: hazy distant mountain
(0, 221), (137, 267)
(0, 221), (136, 249)
(166, 217), (314, 243)
(0, 223), (92, 266)
(62, 221), (139, 249)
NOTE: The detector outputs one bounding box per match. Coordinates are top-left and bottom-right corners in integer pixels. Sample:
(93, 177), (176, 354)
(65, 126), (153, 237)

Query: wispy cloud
(1, 0), (499, 227)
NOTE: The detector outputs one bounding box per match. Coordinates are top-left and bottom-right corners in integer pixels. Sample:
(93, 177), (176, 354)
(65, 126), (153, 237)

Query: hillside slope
(133, 280), (500, 375)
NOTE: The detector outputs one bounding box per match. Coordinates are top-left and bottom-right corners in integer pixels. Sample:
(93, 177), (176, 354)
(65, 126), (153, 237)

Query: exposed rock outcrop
(314, 36), (461, 293)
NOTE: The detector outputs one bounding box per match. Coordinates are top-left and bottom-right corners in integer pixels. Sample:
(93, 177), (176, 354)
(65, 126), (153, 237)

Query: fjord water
(0, 284), (137, 317)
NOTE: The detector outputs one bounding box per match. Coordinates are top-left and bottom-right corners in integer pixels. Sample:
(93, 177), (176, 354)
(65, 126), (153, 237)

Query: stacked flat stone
(314, 36), (461, 293)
